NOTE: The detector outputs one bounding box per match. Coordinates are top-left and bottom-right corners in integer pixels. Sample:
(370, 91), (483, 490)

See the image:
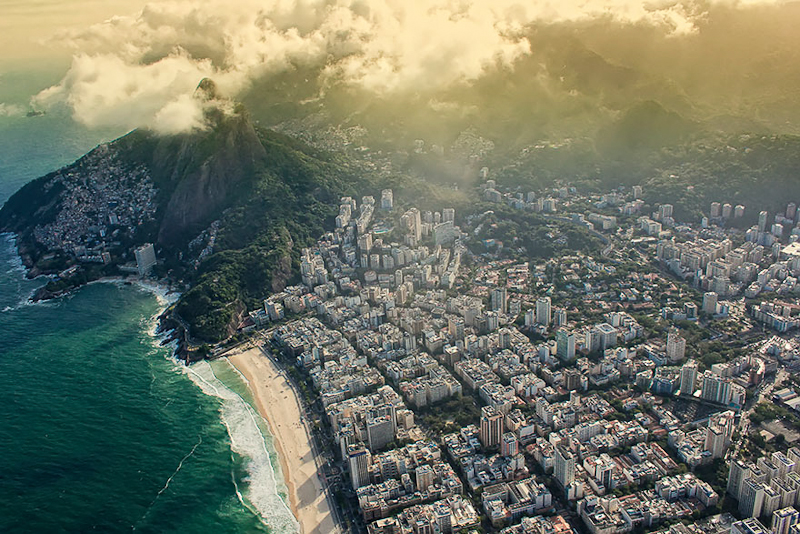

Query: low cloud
(151, 93), (208, 135)
(0, 103), (24, 117)
(32, 52), (215, 133)
(32, 0), (789, 134)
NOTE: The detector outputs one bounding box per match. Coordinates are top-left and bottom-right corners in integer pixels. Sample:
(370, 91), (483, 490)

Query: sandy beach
(227, 347), (336, 534)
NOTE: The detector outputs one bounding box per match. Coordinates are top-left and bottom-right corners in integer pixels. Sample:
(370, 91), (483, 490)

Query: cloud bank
(32, 0), (789, 134)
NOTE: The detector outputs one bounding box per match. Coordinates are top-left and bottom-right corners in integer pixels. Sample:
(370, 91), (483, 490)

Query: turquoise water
(0, 79), (295, 533)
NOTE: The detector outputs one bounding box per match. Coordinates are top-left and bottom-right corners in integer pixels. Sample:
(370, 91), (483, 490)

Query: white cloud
(32, 0), (788, 134)
(33, 51), (215, 133)
(152, 93), (208, 135)
(0, 103), (24, 117)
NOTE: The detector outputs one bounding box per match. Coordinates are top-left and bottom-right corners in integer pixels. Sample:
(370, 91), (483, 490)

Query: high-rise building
(265, 301), (284, 321)
(366, 413), (395, 451)
(763, 485), (782, 519)
(442, 208), (455, 223)
(771, 478), (795, 510)
(498, 328), (512, 349)
(585, 329), (601, 354)
(705, 426), (728, 459)
(735, 205), (746, 218)
(535, 297), (551, 326)
(563, 369), (582, 392)
(680, 359), (698, 396)
(348, 444), (372, 489)
(728, 459), (751, 499)
(759, 457), (781, 485)
(480, 406), (504, 448)
(554, 308), (568, 327)
(659, 204), (674, 220)
(491, 288), (508, 314)
(712, 276), (730, 298)
(524, 309), (535, 328)
(381, 189), (394, 210)
(485, 311), (499, 332)
(556, 330), (576, 362)
(632, 185), (642, 199)
(401, 208), (422, 243)
(134, 243), (157, 277)
(723, 203), (733, 219)
(773, 507), (800, 534)
(703, 292), (719, 315)
(710, 202), (721, 218)
(760, 211), (770, 233)
(740, 479), (767, 518)
(593, 323), (618, 351)
(705, 411), (735, 458)
(501, 432), (518, 457)
(666, 328), (687, 363)
(732, 519), (770, 534)
(554, 446), (576, 488)
(416, 464), (435, 492)
(773, 452), (796, 481)
(787, 448), (800, 473)
(357, 233), (373, 252)
(448, 317), (465, 341)
(595, 456), (615, 491)
(701, 371), (729, 404)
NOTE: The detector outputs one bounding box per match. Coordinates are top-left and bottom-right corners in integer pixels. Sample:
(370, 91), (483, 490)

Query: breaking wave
(185, 360), (300, 533)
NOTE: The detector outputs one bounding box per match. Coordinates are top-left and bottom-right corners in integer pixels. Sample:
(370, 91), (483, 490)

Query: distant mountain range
(244, 3), (800, 158)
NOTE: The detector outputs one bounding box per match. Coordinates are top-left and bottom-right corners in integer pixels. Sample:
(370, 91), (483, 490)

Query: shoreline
(2, 235), (330, 531)
(226, 346), (337, 534)
(32, 274), (178, 303)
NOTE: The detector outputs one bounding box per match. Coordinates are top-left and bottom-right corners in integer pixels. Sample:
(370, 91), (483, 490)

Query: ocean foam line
(185, 361), (300, 533)
(132, 435), (204, 531)
(190, 362), (299, 531)
(225, 357), (250, 386)
(155, 435), (203, 498)
(3, 241), (26, 275)
(229, 452), (272, 530)
(1, 232), (48, 282)
(130, 279), (180, 307)
(0, 293), (56, 314)
(206, 363), (299, 528)
(0, 234), (49, 310)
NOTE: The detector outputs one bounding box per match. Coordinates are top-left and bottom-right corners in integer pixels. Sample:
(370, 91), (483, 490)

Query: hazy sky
(0, 0), (792, 133)
(0, 0), (155, 65)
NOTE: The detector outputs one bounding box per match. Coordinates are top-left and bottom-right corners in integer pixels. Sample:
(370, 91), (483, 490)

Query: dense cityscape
(184, 176), (800, 534)
(24, 151), (800, 534)
(6, 2), (800, 533)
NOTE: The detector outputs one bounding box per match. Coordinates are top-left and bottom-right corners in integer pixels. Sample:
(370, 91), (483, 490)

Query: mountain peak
(194, 78), (221, 102)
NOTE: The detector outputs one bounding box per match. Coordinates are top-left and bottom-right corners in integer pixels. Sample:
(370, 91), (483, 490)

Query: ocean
(0, 76), (296, 533)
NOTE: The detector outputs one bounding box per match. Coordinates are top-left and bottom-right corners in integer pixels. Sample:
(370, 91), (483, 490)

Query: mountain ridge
(0, 98), (370, 342)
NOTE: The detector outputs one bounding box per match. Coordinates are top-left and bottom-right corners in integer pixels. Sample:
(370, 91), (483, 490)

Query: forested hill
(171, 122), (373, 341)
(0, 99), (371, 342)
